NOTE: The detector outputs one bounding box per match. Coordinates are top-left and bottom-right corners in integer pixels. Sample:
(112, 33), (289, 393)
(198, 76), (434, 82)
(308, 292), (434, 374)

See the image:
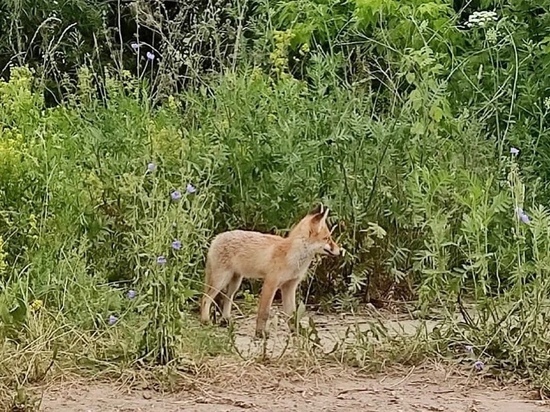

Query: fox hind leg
(200, 263), (233, 324)
(220, 274), (243, 325)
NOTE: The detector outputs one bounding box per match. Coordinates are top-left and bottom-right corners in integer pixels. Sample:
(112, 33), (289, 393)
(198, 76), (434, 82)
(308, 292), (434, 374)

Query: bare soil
(40, 368), (546, 412)
(39, 308), (547, 412)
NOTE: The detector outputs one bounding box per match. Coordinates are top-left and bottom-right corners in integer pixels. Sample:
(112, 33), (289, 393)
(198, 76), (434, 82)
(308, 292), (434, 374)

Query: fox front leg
(281, 279), (300, 332)
(255, 277), (279, 339)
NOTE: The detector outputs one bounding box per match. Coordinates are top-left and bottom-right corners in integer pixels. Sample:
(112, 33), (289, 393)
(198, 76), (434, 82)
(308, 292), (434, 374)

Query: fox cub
(200, 206), (341, 338)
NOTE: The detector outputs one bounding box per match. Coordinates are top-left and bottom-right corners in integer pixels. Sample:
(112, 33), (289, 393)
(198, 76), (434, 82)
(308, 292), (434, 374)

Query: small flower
(515, 207), (531, 224)
(486, 27), (498, 44)
(515, 206), (525, 219)
(510, 147), (519, 155)
(30, 299), (43, 312)
(520, 213), (531, 224)
(186, 183), (196, 194)
(147, 162), (156, 172)
(131, 43), (139, 51)
(171, 240), (182, 250)
(465, 345), (474, 353)
(157, 256), (167, 265)
(146, 51), (155, 61)
(127, 290), (137, 299)
(108, 315), (118, 325)
(473, 360), (484, 371)
(171, 190), (182, 201)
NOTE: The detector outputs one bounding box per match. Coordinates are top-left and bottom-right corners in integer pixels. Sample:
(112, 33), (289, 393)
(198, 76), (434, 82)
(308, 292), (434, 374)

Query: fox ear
(322, 207), (329, 221)
(309, 203), (324, 215)
(310, 207), (329, 233)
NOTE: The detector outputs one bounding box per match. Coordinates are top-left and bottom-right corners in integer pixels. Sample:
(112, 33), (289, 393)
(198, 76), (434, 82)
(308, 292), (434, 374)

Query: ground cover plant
(2, 0), (550, 409)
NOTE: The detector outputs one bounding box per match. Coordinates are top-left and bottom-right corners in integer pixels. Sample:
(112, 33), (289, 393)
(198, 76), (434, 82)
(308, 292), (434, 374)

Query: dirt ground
(39, 368), (547, 412)
(39, 307), (548, 412)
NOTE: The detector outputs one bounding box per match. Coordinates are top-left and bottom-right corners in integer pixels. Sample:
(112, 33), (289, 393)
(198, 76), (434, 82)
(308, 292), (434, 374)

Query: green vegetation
(2, 0), (550, 408)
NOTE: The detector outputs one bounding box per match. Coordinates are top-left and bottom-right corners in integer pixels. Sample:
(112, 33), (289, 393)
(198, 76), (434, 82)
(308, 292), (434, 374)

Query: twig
(337, 387), (377, 397)
(384, 366), (416, 389)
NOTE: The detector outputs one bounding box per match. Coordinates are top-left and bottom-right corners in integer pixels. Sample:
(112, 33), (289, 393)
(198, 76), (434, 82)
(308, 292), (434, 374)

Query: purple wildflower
(147, 162), (156, 172)
(520, 213), (531, 224)
(171, 240), (182, 250)
(515, 207), (531, 224)
(127, 290), (137, 299)
(108, 315), (118, 325)
(171, 190), (182, 201)
(186, 183), (197, 194)
(473, 360), (484, 371)
(131, 43), (139, 51)
(146, 51), (155, 61)
(157, 256), (167, 265)
(510, 147), (519, 155)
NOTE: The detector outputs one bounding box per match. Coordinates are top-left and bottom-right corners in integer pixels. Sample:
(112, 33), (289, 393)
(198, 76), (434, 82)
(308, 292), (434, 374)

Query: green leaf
(9, 297), (27, 324)
(429, 105), (444, 122)
(409, 88), (423, 110)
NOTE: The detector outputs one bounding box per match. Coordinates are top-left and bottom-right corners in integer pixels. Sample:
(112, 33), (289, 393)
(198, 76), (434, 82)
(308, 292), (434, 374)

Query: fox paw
(254, 329), (269, 340)
(219, 317), (234, 328)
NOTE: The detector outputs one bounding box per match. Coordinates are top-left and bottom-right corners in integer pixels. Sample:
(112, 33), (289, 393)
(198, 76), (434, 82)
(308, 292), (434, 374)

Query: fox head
(304, 206), (341, 257)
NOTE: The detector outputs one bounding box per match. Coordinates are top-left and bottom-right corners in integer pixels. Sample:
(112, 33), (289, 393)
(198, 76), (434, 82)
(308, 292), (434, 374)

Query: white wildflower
(466, 10), (498, 28)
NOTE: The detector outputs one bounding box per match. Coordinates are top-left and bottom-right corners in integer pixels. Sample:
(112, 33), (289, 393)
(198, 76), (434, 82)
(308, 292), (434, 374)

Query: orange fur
(200, 207), (341, 337)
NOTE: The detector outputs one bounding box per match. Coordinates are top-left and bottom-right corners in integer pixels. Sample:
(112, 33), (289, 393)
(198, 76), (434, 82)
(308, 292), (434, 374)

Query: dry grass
(2, 302), (543, 410)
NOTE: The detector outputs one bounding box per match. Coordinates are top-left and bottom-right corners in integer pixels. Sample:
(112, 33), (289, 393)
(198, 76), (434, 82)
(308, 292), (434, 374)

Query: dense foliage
(2, 0), (550, 402)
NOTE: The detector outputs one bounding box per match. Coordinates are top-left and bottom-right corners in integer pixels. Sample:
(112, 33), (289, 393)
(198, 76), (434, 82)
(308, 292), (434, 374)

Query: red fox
(200, 206), (341, 338)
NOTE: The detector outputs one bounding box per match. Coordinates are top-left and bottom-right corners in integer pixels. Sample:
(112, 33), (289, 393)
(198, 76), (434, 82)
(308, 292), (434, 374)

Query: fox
(200, 205), (341, 338)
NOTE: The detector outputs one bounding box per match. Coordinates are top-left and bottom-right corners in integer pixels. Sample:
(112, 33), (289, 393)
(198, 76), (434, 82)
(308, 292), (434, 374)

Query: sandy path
(40, 368), (545, 412)
(38, 307), (546, 411)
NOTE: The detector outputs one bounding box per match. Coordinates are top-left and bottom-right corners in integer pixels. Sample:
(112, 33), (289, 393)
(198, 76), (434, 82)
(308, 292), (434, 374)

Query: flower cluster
(30, 299), (43, 312)
(171, 184), (196, 201)
(130, 43), (156, 61)
(466, 11), (498, 28)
